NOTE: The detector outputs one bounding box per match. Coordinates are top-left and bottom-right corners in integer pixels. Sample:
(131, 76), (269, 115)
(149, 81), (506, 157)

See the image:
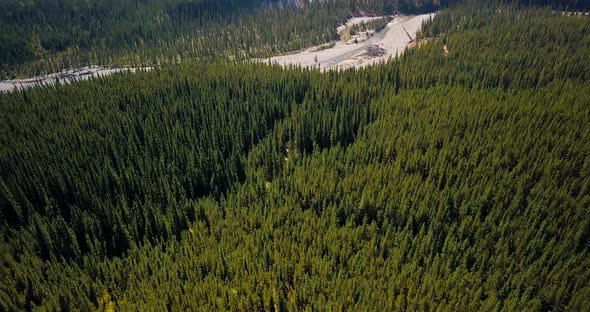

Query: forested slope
(1, 3), (590, 311)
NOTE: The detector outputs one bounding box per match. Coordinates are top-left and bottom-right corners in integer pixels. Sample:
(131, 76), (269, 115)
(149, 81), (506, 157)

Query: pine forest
(0, 0), (589, 311)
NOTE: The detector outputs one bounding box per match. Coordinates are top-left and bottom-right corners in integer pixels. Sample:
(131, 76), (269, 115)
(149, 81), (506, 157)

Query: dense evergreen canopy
(0, 1), (589, 311)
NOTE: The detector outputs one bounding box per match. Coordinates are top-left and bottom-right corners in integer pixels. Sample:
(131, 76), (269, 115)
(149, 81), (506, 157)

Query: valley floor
(0, 66), (151, 93)
(0, 14), (434, 92)
(259, 13), (435, 71)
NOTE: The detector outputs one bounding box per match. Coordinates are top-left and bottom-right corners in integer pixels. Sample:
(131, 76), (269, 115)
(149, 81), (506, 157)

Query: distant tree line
(0, 0), (446, 79)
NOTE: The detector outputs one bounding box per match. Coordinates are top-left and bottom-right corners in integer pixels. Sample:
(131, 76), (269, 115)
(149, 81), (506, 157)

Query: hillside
(1, 2), (589, 310)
